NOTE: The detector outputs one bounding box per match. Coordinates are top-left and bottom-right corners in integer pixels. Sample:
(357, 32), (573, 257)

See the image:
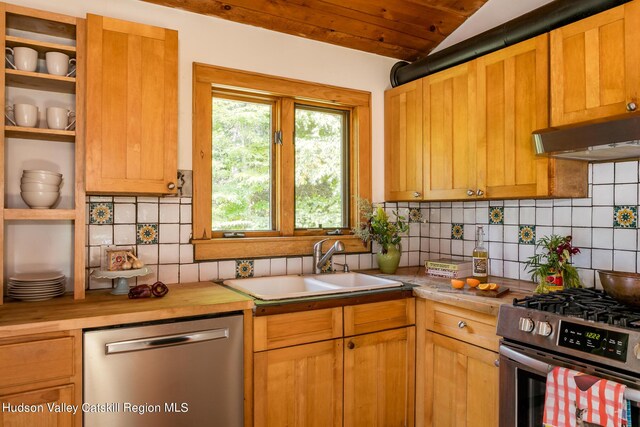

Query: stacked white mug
(20, 170), (62, 209)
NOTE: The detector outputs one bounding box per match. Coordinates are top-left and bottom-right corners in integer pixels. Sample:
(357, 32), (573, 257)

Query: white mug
(7, 104), (38, 128)
(5, 47), (38, 72)
(46, 107), (75, 130)
(45, 52), (75, 76)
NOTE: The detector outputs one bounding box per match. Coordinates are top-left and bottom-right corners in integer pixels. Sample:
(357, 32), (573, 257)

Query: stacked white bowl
(20, 170), (62, 209)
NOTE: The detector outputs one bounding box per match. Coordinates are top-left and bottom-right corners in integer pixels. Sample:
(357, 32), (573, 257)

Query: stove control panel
(558, 321), (629, 362)
(519, 317), (535, 333)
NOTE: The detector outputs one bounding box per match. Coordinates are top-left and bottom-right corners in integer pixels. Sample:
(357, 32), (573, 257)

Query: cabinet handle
(467, 189), (474, 197)
(458, 321), (467, 329)
(627, 102), (637, 112)
(167, 182), (176, 190)
(413, 191), (421, 198)
(347, 341), (355, 350)
(476, 189), (484, 196)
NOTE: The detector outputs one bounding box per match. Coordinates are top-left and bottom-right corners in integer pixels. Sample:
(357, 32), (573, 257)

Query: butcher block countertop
(0, 282), (253, 338)
(363, 267), (536, 316)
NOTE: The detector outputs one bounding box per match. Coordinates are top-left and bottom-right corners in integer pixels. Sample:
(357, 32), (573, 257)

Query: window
(192, 64), (371, 260)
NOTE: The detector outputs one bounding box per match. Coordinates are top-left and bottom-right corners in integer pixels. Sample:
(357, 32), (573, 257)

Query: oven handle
(499, 345), (640, 403)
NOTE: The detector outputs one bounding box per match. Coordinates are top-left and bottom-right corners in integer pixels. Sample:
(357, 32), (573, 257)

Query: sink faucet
(313, 239), (345, 274)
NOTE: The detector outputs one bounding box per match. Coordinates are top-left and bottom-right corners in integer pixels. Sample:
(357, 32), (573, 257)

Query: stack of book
(425, 258), (473, 278)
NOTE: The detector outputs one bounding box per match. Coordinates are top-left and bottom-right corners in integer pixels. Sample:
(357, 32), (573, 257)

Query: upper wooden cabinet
(551, 1), (640, 126)
(423, 61), (477, 200)
(86, 15), (178, 195)
(384, 79), (423, 201)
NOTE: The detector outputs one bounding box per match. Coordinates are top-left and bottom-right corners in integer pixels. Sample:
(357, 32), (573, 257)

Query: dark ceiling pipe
(391, 0), (630, 87)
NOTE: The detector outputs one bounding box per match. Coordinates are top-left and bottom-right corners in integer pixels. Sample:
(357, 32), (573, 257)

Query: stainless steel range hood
(533, 113), (640, 161)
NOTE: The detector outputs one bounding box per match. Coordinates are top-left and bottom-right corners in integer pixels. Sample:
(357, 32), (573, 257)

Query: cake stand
(91, 266), (153, 295)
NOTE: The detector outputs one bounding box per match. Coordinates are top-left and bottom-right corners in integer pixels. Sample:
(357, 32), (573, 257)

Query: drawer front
(254, 307), (342, 351)
(425, 301), (498, 351)
(0, 337), (75, 389)
(344, 298), (415, 336)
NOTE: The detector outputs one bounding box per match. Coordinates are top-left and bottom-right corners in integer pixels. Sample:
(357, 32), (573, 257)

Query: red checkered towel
(543, 367), (627, 427)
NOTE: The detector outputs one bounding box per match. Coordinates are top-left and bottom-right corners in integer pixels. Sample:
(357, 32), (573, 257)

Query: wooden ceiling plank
(142, 0), (423, 59)
(295, 0), (444, 43)
(403, 0), (489, 18)
(209, 0), (436, 53)
(320, 0), (468, 36)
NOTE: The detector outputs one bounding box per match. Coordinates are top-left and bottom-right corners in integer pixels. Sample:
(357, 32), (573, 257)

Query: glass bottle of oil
(472, 226), (488, 282)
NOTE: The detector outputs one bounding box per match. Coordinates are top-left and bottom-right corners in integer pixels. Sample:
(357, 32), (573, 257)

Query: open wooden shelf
(4, 208), (76, 220)
(5, 68), (75, 93)
(5, 126), (75, 142)
(5, 35), (76, 56)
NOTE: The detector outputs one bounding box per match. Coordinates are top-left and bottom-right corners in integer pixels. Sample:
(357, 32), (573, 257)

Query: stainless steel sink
(223, 272), (402, 300)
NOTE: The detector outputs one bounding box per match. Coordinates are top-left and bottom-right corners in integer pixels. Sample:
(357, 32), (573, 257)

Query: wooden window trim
(192, 63), (371, 260)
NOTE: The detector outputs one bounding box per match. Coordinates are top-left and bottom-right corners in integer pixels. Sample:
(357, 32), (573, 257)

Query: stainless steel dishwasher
(83, 314), (243, 427)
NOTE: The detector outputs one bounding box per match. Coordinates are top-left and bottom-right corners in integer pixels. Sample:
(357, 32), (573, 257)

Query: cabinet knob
(167, 182), (176, 190)
(627, 102), (637, 112)
(476, 189), (484, 196)
(347, 341), (355, 350)
(413, 191), (421, 198)
(494, 359), (500, 368)
(458, 321), (467, 329)
(467, 189), (474, 197)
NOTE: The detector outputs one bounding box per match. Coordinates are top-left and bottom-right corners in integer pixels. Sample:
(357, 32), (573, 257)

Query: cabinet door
(86, 14), (178, 194)
(476, 35), (549, 199)
(423, 62), (477, 200)
(344, 327), (415, 427)
(550, 1), (640, 126)
(424, 332), (498, 427)
(0, 385), (75, 426)
(254, 339), (343, 427)
(385, 80), (423, 201)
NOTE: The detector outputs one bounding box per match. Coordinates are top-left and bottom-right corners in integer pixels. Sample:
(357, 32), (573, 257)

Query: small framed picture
(101, 245), (135, 271)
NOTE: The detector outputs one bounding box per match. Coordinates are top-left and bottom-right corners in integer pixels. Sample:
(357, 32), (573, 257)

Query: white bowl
(22, 169), (62, 177)
(21, 174), (62, 186)
(20, 182), (60, 192)
(20, 191), (60, 209)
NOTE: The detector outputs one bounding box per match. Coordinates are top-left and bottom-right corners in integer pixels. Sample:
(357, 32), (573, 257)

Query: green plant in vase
(524, 234), (581, 293)
(352, 198), (408, 274)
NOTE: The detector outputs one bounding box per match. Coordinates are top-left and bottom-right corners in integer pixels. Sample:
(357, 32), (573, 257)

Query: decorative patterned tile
(408, 208), (422, 222)
(614, 205), (637, 228)
(89, 202), (113, 225)
(321, 259), (332, 273)
(236, 259), (254, 278)
(518, 225), (536, 245)
(489, 206), (504, 225)
(137, 223), (158, 245)
(451, 224), (464, 240)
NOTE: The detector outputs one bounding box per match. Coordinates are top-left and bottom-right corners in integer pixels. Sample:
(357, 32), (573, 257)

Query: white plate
(9, 293), (65, 302)
(8, 284), (65, 293)
(9, 287), (65, 295)
(9, 290), (65, 297)
(9, 280), (65, 287)
(9, 272), (65, 282)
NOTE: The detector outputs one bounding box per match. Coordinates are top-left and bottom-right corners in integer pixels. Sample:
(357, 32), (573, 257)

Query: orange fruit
(477, 283), (490, 291)
(466, 278), (480, 288)
(488, 283), (499, 290)
(451, 279), (465, 289)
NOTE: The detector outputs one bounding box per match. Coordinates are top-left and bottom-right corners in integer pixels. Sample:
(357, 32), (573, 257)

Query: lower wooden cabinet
(0, 385), (75, 427)
(424, 332), (498, 427)
(252, 298), (416, 427)
(344, 327), (415, 427)
(254, 339), (343, 427)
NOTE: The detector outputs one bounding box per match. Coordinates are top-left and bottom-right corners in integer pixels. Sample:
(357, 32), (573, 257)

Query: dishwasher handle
(106, 328), (229, 354)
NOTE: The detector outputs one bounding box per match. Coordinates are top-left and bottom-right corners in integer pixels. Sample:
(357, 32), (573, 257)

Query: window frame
(192, 63), (371, 260)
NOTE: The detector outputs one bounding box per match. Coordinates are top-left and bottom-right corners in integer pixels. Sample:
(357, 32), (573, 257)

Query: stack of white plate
(8, 272), (66, 301)
(20, 170), (62, 209)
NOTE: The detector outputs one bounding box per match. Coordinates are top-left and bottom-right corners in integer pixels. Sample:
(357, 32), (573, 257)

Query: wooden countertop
(0, 282), (253, 338)
(362, 267), (536, 316)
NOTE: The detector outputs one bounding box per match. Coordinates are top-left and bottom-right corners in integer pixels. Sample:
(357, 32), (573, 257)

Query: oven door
(499, 342), (640, 427)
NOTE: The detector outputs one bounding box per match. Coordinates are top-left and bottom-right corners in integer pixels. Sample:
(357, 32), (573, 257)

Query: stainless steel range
(497, 288), (640, 427)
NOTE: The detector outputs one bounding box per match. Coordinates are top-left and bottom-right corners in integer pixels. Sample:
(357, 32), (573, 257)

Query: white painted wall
(5, 0), (396, 202)
(433, 0), (555, 53)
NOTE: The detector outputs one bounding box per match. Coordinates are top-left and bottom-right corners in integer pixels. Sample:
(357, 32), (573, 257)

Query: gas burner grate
(513, 289), (640, 329)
